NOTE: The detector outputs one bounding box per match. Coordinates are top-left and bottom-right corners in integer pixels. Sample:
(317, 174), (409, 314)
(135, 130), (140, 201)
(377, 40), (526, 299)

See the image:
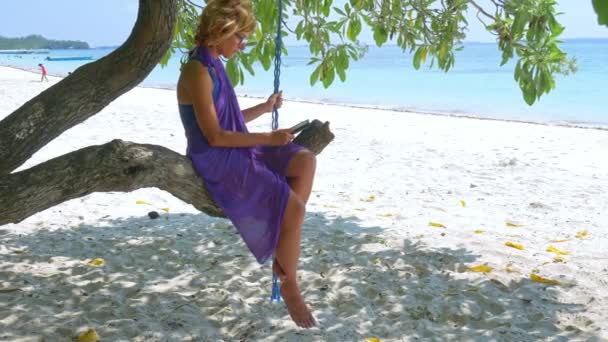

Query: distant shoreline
(0, 34), (89, 50)
(1, 64), (606, 132)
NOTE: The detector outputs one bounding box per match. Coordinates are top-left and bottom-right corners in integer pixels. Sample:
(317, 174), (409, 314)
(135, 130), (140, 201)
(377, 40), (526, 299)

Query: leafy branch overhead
(167, 0), (577, 105)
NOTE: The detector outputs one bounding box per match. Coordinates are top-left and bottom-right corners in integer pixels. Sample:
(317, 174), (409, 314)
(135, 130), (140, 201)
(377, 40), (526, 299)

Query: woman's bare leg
(273, 151), (315, 282)
(274, 190), (316, 328)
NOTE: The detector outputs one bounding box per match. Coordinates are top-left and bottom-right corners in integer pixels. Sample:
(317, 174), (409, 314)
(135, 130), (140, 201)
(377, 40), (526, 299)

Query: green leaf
(295, 21), (305, 39)
(323, 0), (332, 17)
(514, 61), (522, 81)
(333, 6), (346, 16)
(347, 16), (362, 41)
(322, 65), (335, 88)
(373, 26), (388, 47)
(337, 66), (346, 82)
(511, 13), (528, 38)
(310, 64), (322, 86)
(241, 56), (255, 76)
(522, 85), (536, 105)
(593, 0), (608, 25)
(413, 47), (425, 69)
(226, 59), (240, 85)
(501, 46), (513, 66)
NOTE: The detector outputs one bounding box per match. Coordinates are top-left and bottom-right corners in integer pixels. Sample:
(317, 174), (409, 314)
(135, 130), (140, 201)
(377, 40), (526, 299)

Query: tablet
(290, 120), (310, 133)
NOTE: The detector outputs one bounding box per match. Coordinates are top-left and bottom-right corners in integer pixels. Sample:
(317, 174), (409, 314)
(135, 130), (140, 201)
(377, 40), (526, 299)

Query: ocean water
(1, 39), (607, 128)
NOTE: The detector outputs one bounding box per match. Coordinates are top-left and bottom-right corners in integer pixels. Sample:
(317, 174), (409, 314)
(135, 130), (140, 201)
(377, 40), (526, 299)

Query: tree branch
(184, 0), (203, 10)
(468, 0), (497, 21)
(0, 120), (334, 225)
(0, 0), (177, 175)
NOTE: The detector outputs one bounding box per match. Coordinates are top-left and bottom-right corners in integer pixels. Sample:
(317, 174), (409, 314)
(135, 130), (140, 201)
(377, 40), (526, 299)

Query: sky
(0, 0), (606, 47)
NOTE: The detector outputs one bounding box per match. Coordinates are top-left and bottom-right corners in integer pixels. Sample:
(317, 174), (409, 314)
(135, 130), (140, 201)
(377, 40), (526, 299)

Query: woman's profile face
(217, 31), (249, 59)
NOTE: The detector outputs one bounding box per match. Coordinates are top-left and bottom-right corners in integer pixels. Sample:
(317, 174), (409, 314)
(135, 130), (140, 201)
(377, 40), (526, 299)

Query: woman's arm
(242, 103), (269, 122)
(242, 91), (283, 123)
(181, 63), (292, 147)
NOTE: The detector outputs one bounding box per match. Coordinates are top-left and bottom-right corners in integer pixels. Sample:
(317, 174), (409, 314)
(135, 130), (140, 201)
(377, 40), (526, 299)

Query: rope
(270, 272), (281, 302)
(270, 0), (284, 302)
(271, 0), (283, 130)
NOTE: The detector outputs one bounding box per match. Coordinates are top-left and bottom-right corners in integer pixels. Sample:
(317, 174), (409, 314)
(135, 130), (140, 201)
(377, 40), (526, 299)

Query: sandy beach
(1, 65), (607, 341)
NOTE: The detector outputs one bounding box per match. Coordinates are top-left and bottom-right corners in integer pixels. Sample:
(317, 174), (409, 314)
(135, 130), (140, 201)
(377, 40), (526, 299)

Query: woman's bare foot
(272, 258), (287, 281)
(280, 279), (316, 328)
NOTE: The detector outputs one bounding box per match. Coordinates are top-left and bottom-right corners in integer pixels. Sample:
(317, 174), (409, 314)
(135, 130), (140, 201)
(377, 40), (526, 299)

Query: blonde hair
(195, 0), (256, 47)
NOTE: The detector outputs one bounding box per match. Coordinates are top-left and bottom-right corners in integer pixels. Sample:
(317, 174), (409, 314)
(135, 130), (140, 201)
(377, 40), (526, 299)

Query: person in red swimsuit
(38, 63), (48, 82)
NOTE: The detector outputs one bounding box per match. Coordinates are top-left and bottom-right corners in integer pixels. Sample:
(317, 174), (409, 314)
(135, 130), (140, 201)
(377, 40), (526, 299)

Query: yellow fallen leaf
(575, 230), (588, 239)
(473, 230), (486, 234)
(459, 200), (466, 207)
(378, 213), (394, 217)
(135, 200), (150, 205)
(160, 207), (170, 212)
(361, 195), (376, 202)
(468, 265), (493, 273)
(546, 246), (570, 255)
(13, 250), (26, 254)
(77, 328), (100, 342)
(505, 241), (525, 250)
(550, 239), (569, 243)
(364, 338), (381, 342)
(323, 204), (338, 208)
(428, 221), (446, 228)
(355, 208), (367, 211)
(530, 273), (562, 286)
(372, 257), (381, 264)
(505, 266), (519, 273)
(506, 221), (523, 227)
(87, 258), (105, 266)
(553, 256), (566, 263)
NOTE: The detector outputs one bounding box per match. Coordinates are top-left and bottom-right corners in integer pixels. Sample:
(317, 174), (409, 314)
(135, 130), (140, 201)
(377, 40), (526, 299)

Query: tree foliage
(166, 0), (577, 105)
(0, 34), (89, 50)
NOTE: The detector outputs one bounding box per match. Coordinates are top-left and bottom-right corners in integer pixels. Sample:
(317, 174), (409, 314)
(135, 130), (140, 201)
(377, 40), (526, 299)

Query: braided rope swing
(271, 0), (283, 130)
(270, 0), (284, 302)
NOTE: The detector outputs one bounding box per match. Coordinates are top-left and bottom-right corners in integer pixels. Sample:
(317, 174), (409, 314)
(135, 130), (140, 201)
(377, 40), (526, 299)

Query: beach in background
(1, 66), (607, 341)
(1, 39), (607, 128)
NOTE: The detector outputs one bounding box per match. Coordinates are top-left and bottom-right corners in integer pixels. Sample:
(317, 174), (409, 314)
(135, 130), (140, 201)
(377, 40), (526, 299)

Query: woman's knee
(287, 150), (317, 177)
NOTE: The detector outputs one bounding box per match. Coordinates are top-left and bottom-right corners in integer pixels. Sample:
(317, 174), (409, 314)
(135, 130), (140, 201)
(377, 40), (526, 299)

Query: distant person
(38, 63), (48, 82)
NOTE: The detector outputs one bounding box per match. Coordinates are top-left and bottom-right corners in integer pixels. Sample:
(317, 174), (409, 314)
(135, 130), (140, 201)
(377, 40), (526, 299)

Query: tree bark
(0, 121), (334, 225)
(0, 0), (177, 175)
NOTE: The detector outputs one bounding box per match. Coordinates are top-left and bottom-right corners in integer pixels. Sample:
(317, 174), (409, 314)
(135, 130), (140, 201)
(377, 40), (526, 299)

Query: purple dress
(178, 46), (305, 264)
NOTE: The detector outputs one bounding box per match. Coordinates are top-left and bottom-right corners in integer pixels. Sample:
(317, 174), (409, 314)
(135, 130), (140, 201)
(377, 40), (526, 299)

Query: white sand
(1, 65), (607, 341)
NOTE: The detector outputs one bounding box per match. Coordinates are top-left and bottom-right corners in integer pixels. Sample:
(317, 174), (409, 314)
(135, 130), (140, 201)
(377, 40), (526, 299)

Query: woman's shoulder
(181, 60), (211, 78)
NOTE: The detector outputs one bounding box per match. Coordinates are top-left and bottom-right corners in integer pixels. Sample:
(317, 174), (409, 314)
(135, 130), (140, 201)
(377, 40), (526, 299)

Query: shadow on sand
(0, 211), (599, 341)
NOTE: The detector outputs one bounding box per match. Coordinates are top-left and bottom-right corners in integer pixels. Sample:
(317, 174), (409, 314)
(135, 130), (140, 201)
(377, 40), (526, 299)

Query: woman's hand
(264, 91), (283, 113)
(268, 128), (294, 146)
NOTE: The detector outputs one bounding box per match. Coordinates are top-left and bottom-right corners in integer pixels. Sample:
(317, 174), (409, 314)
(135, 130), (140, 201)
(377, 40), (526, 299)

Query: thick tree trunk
(0, 121), (334, 225)
(0, 0), (336, 226)
(0, 0), (177, 175)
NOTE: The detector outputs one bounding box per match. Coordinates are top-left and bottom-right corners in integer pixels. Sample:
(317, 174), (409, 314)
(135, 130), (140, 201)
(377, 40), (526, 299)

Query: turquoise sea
(1, 39), (607, 128)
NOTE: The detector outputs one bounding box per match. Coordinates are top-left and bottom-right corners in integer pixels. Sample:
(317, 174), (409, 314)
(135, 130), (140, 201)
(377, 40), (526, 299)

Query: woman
(176, 0), (317, 328)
